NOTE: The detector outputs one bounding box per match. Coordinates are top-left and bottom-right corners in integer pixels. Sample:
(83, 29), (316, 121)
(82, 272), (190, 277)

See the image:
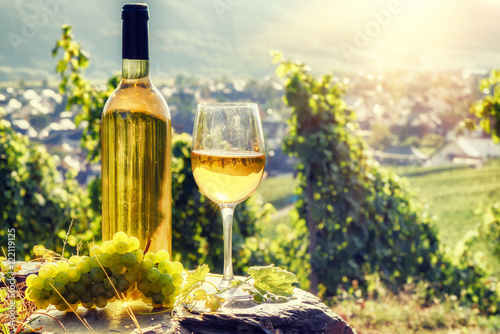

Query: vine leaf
(204, 294), (225, 312)
(248, 265), (298, 298)
(181, 264), (210, 296)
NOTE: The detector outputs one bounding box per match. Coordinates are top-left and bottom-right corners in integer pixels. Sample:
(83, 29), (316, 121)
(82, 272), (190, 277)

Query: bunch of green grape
(134, 248), (184, 308)
(24, 232), (184, 311)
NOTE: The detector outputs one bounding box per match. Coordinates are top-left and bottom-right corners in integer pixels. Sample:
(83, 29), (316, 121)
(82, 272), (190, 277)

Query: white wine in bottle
(101, 3), (171, 254)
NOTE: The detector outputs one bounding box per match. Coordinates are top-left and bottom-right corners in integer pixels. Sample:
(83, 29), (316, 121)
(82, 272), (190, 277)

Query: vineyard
(1, 24), (500, 334)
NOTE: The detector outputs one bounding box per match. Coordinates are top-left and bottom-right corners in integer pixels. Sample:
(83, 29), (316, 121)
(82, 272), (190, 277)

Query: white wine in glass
(191, 103), (265, 289)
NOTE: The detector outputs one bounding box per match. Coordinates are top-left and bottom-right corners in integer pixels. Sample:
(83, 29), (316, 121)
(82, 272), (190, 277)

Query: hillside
(258, 162), (500, 276)
(2, 1), (500, 81)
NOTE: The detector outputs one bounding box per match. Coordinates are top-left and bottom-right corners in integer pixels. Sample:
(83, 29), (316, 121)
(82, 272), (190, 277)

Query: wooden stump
(7, 262), (356, 334)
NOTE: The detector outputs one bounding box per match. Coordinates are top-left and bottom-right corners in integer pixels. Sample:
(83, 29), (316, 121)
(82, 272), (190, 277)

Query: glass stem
(220, 205), (235, 284)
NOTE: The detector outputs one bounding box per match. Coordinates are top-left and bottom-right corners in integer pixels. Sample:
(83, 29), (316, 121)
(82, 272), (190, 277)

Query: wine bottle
(101, 3), (171, 254)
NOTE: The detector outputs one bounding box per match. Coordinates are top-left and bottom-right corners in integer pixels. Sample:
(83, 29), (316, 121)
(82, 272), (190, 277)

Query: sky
(1, 0), (500, 79)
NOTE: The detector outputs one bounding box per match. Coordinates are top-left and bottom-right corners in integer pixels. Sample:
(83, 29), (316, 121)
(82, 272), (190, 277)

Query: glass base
(217, 277), (251, 301)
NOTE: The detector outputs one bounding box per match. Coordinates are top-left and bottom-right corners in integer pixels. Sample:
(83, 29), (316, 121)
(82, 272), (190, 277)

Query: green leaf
(182, 264), (210, 295)
(204, 294), (225, 312)
(247, 265), (298, 297)
(193, 289), (208, 301)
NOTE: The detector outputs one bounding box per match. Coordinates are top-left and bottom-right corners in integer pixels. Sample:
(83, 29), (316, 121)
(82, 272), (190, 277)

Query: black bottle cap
(122, 3), (149, 20)
(122, 3), (149, 60)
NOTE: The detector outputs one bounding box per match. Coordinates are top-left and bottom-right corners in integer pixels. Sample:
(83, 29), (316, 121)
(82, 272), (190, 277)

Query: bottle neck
(122, 59), (150, 80)
(121, 8), (149, 80)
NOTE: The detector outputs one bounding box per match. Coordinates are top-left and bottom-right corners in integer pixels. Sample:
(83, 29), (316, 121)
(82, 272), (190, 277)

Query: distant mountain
(2, 0), (500, 82)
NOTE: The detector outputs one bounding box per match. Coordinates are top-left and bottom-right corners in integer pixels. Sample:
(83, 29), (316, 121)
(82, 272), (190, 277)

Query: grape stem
(214, 277), (252, 296)
(144, 238), (152, 254)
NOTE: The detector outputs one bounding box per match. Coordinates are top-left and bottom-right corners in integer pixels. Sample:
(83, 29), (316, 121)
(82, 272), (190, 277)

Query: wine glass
(191, 102), (265, 289)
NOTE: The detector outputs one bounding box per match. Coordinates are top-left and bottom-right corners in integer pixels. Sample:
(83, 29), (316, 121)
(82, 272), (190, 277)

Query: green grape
(69, 256), (81, 264)
(152, 292), (165, 304)
(38, 267), (51, 279)
(100, 253), (113, 268)
(158, 274), (173, 288)
(68, 268), (82, 282)
(127, 263), (141, 274)
(127, 237), (140, 251)
(90, 246), (103, 256)
(158, 261), (173, 274)
(104, 241), (117, 254)
(146, 268), (161, 282)
(113, 231), (129, 243)
(26, 274), (37, 287)
(53, 282), (65, 294)
(78, 273), (92, 288)
(172, 273), (183, 287)
(111, 252), (122, 264)
(95, 295), (108, 308)
(81, 256), (91, 263)
(111, 263), (127, 275)
(76, 260), (90, 273)
(116, 278), (130, 292)
(171, 262), (184, 274)
(104, 277), (118, 291)
(121, 252), (136, 267)
(55, 303), (68, 311)
(172, 286), (181, 296)
(125, 273), (139, 284)
(141, 294), (152, 304)
(90, 267), (105, 283)
(156, 250), (170, 263)
(73, 283), (86, 297)
(80, 291), (94, 303)
(57, 261), (70, 272)
(54, 272), (70, 285)
(91, 282), (106, 297)
(144, 252), (156, 263)
(32, 276), (45, 289)
(67, 303), (79, 312)
(40, 289), (51, 300)
(143, 290), (153, 297)
(140, 259), (154, 272)
(104, 289), (116, 299)
(66, 282), (75, 291)
(25, 287), (41, 301)
(161, 285), (174, 296)
(43, 277), (55, 291)
(90, 256), (101, 269)
(137, 278), (151, 293)
(130, 289), (142, 300)
(133, 249), (144, 263)
(46, 263), (59, 277)
(163, 296), (175, 308)
(116, 241), (129, 254)
(151, 282), (161, 293)
(34, 298), (50, 309)
(49, 292), (63, 305)
(101, 240), (110, 250)
(65, 291), (79, 304)
(81, 300), (95, 309)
